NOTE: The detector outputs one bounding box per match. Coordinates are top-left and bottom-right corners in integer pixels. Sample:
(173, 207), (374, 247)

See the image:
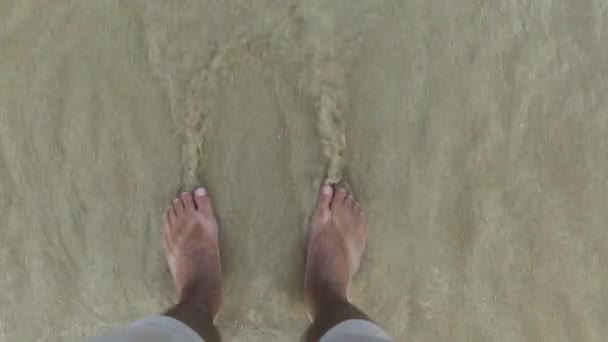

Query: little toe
(180, 192), (195, 211)
(344, 194), (355, 209)
(167, 204), (177, 224)
(353, 201), (364, 216)
(161, 208), (172, 250)
(163, 205), (173, 227)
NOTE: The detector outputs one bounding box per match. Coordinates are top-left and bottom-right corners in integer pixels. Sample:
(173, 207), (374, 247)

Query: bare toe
(180, 192), (194, 211)
(167, 204), (177, 224)
(193, 187), (214, 217)
(332, 187), (348, 208)
(162, 206), (173, 251)
(173, 197), (184, 215)
(316, 181), (334, 211)
(353, 202), (363, 216)
(344, 194), (355, 209)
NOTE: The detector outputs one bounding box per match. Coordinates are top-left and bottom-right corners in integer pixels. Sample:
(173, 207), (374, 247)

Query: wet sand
(1, 1), (607, 341)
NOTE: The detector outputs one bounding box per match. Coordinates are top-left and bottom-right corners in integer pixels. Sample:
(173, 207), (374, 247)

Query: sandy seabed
(0, 1), (607, 341)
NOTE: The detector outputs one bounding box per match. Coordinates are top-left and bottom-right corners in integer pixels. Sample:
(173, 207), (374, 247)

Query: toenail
(321, 185), (332, 194)
(173, 198), (179, 203)
(195, 187), (207, 196)
(338, 188), (347, 192)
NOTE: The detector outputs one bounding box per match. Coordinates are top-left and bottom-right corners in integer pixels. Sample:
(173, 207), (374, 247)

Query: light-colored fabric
(320, 319), (392, 342)
(90, 316), (390, 342)
(89, 315), (204, 342)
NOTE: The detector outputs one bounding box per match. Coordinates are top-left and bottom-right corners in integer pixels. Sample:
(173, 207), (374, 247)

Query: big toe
(315, 181), (334, 211)
(193, 187), (214, 217)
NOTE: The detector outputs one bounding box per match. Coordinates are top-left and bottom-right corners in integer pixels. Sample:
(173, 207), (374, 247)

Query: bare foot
(305, 181), (367, 319)
(162, 187), (222, 322)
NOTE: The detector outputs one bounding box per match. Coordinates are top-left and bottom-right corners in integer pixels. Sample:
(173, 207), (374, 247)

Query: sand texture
(1, 1), (607, 341)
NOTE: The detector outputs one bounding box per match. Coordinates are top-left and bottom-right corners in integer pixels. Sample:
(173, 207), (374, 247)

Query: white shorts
(90, 315), (392, 342)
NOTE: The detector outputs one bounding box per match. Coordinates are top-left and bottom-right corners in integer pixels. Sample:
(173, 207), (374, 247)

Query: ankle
(165, 302), (221, 342)
(307, 281), (347, 318)
(178, 280), (219, 318)
(304, 287), (370, 342)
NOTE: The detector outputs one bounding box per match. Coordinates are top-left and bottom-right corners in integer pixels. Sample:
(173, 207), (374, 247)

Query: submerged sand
(1, 1), (607, 341)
